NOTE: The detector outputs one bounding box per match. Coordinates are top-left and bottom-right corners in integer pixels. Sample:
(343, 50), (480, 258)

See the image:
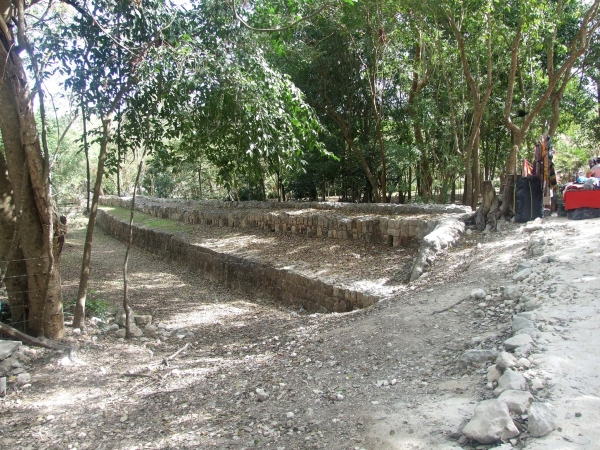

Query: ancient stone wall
(99, 196), (457, 248)
(96, 210), (379, 313)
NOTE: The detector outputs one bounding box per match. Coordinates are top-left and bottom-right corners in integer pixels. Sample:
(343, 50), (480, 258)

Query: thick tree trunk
(0, 152), (28, 331)
(0, 28), (65, 339)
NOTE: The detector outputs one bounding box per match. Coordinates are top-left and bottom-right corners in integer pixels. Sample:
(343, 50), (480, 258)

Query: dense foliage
(12, 0), (600, 204)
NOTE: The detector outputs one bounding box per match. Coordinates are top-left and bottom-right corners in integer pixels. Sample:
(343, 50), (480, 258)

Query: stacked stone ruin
(97, 196), (469, 313)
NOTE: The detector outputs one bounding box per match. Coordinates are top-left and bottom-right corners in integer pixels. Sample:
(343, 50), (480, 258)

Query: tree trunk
(472, 130), (481, 208)
(0, 151), (28, 331)
(198, 161), (202, 200)
(464, 145), (473, 208)
(72, 79), (131, 328)
(72, 119), (112, 329)
(80, 93), (91, 213)
(0, 27), (65, 339)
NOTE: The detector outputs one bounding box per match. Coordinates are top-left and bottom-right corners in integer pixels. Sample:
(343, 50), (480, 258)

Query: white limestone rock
(512, 317), (535, 332)
(460, 349), (499, 368)
(462, 399), (520, 444)
(504, 334), (533, 351)
(470, 289), (487, 300)
(487, 365), (502, 383)
(494, 369), (528, 396)
(134, 315), (153, 326)
(513, 268), (533, 282)
(496, 351), (517, 372)
(528, 403), (557, 437)
(502, 285), (521, 301)
(498, 390), (534, 414)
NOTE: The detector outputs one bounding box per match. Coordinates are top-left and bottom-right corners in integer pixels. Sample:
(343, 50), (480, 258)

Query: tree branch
(230, 0), (335, 33)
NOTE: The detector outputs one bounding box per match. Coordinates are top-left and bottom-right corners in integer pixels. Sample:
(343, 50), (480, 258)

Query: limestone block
(498, 390), (533, 414)
(462, 399), (520, 444)
(459, 349), (499, 367)
(528, 403), (557, 437)
(494, 369), (527, 396)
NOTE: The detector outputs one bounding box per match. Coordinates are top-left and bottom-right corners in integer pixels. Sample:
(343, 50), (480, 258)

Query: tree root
(0, 322), (74, 353)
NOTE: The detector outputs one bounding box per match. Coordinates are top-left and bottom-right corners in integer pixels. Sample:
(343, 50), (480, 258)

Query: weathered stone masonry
(97, 197), (469, 313)
(96, 210), (379, 313)
(100, 196), (470, 248)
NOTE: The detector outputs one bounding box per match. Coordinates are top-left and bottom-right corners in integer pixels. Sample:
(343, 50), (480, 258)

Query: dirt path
(1, 212), (598, 450)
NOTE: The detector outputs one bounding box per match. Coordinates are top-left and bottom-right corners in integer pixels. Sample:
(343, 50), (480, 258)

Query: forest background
(1, 0), (600, 339)
(11, 0), (600, 207)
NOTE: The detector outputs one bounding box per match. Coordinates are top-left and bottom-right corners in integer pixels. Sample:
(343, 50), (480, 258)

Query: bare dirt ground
(1, 210), (599, 450)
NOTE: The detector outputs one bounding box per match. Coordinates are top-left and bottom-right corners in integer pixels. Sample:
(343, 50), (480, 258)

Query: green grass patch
(100, 206), (187, 232)
(64, 290), (111, 319)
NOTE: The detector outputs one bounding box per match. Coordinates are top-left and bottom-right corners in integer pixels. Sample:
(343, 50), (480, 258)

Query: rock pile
(453, 233), (559, 446)
(0, 340), (38, 397)
(101, 311), (197, 342)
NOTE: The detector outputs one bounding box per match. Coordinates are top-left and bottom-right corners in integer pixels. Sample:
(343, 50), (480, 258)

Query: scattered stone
(115, 324), (144, 338)
(0, 356), (21, 376)
(516, 261), (533, 272)
(286, 412), (295, 419)
(530, 378), (544, 391)
(502, 285), (521, 301)
(496, 352), (517, 372)
(255, 388), (269, 401)
(115, 310), (134, 327)
(134, 315), (153, 326)
(448, 419), (467, 439)
(462, 399), (520, 444)
(16, 372), (31, 386)
(498, 390), (534, 414)
(528, 239), (546, 256)
(514, 343), (534, 357)
(14, 350), (30, 366)
(175, 329), (194, 339)
(512, 317), (535, 332)
(469, 337), (483, 348)
(459, 349), (499, 367)
(0, 377), (6, 397)
(515, 327), (538, 338)
(470, 289), (487, 300)
(144, 324), (158, 337)
(58, 356), (72, 366)
(0, 340), (21, 360)
(513, 268), (532, 282)
(120, 415), (128, 423)
(528, 403), (557, 437)
(504, 334), (533, 351)
(516, 312), (536, 321)
(494, 369), (527, 396)
(487, 365), (502, 383)
(458, 435), (467, 444)
(103, 323), (119, 333)
(517, 358), (531, 369)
